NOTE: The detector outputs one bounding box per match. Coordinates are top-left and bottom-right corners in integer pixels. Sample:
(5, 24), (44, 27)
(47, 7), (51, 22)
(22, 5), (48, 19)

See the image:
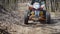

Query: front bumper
(29, 16), (46, 21)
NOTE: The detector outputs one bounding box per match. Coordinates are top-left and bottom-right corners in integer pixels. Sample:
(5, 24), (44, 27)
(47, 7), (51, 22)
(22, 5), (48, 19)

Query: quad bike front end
(29, 10), (46, 21)
(24, 2), (51, 24)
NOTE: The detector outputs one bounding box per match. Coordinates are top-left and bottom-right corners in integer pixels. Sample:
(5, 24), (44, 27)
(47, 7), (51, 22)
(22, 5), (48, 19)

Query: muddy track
(0, 3), (60, 34)
(0, 29), (10, 34)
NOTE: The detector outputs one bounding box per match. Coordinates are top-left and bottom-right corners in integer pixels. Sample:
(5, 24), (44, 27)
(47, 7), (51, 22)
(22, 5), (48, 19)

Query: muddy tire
(24, 16), (29, 24)
(24, 10), (30, 24)
(46, 12), (51, 24)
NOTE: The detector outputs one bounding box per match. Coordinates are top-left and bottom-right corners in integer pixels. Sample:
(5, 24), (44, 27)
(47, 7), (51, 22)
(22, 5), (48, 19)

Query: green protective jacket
(31, 0), (45, 5)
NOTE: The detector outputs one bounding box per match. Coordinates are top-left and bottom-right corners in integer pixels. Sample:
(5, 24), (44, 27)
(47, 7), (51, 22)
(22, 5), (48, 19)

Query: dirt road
(0, 2), (60, 34)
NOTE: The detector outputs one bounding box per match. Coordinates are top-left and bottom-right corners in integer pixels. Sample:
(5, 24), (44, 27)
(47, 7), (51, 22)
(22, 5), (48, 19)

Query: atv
(24, 2), (51, 24)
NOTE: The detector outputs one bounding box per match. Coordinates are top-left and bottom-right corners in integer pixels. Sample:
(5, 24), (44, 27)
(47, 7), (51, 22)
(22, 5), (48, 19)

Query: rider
(28, 0), (46, 17)
(31, 0), (45, 10)
(31, 0), (41, 5)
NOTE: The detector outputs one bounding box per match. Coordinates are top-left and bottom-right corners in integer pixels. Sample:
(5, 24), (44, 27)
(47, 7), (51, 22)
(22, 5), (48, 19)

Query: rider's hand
(41, 5), (45, 8)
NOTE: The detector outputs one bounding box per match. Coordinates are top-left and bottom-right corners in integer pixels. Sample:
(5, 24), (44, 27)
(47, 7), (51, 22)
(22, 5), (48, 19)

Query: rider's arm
(41, 1), (45, 8)
(41, 1), (45, 5)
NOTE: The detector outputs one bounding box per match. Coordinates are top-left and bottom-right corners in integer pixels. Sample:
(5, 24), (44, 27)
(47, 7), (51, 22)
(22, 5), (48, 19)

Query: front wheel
(46, 12), (51, 24)
(24, 10), (30, 24)
(24, 17), (29, 24)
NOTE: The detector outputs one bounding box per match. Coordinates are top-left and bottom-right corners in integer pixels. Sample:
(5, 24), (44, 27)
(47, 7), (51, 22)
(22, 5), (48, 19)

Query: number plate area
(30, 10), (43, 20)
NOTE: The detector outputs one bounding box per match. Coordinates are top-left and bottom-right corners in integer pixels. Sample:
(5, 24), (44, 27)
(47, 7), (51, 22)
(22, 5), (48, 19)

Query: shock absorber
(31, 11), (34, 16)
(40, 11), (43, 17)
